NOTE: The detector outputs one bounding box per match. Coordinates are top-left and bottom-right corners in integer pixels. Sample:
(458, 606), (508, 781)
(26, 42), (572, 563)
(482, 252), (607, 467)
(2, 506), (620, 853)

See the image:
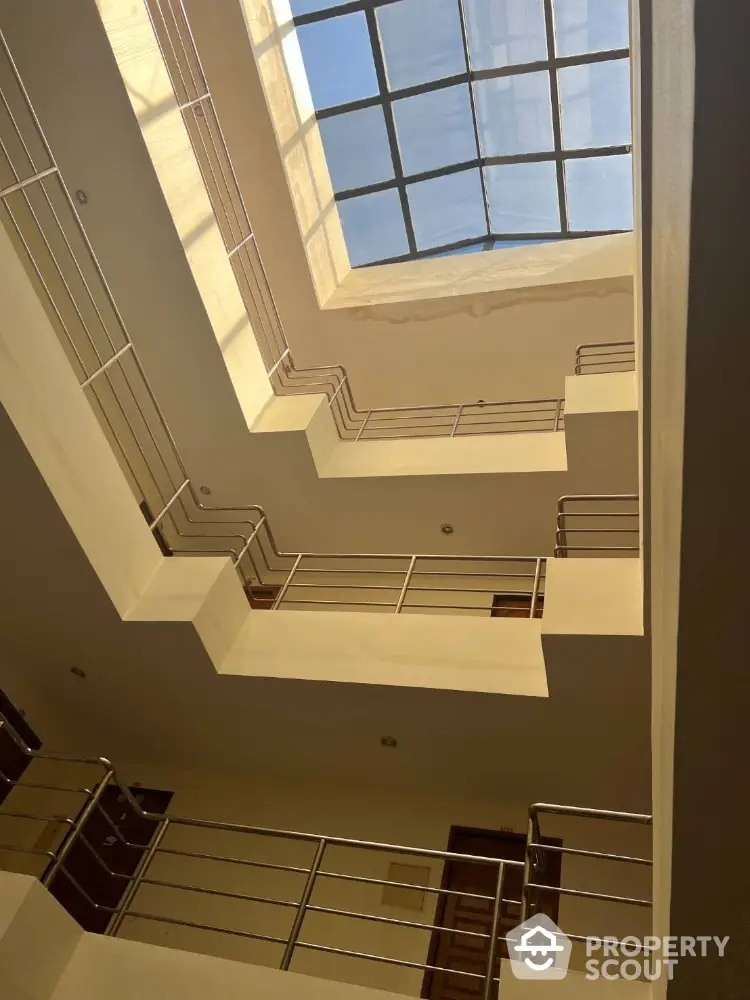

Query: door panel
(422, 828), (561, 1000)
(0, 689), (41, 807)
(47, 785), (172, 932)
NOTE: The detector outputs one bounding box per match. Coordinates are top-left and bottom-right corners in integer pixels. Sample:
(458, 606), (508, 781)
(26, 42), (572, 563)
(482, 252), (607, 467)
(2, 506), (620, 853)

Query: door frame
(421, 825), (561, 999)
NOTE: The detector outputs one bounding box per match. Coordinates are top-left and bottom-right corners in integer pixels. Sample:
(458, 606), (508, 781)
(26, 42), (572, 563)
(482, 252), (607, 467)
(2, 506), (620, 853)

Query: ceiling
(0, 0), (637, 559)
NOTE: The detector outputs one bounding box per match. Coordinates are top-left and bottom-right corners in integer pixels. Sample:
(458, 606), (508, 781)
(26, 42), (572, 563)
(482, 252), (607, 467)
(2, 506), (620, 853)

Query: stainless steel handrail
(0, 25), (546, 618)
(554, 495), (640, 558)
(522, 803), (653, 949)
(0, 718), (653, 991)
(141, 0), (566, 441)
(574, 341), (636, 375)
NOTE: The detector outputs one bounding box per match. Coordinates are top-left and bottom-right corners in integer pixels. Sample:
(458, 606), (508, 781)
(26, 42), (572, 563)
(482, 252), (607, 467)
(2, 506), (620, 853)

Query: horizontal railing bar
(557, 513), (638, 518)
(403, 603), (514, 611)
(79, 343), (133, 388)
(278, 584), (537, 596)
(288, 552), (543, 562)
(353, 397), (560, 417)
(560, 528), (639, 533)
(558, 494), (639, 503)
(560, 545), (640, 551)
(317, 869), (495, 901)
(0, 842), (55, 858)
(155, 846), (310, 875)
(277, 599), (398, 608)
(527, 883), (652, 907)
(565, 933), (657, 951)
(286, 567), (539, 578)
(0, 810), (74, 825)
(0, 165), (58, 198)
(529, 843), (652, 865)
(138, 876), (299, 909)
(161, 815), (527, 865)
(149, 479), (190, 529)
(531, 804), (652, 823)
(0, 777), (92, 794)
(576, 348), (635, 357)
(306, 902), (494, 938)
(118, 910), (288, 946)
(177, 91), (210, 111)
(362, 414), (558, 432)
(295, 940), (484, 979)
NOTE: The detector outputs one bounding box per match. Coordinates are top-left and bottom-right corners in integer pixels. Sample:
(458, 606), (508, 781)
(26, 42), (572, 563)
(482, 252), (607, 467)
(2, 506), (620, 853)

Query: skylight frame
(294, 0), (632, 265)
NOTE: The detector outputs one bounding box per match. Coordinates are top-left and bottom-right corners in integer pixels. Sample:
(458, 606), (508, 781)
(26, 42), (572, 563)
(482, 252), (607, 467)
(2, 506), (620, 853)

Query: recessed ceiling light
(440, 523), (454, 535)
(380, 736), (398, 749)
(70, 667), (87, 679)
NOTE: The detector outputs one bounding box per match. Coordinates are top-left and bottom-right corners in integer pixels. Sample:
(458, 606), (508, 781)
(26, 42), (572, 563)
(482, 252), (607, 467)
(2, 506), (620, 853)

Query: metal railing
(574, 341), (636, 375)
(554, 495), (640, 558)
(139, 0), (566, 441)
(0, 27), (545, 618)
(523, 804), (653, 952)
(0, 717), (652, 995)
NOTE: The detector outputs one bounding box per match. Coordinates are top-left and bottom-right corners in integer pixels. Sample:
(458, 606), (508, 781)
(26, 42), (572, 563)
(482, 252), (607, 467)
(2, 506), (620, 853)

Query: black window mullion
(364, 6), (417, 254)
(542, 0), (568, 234)
(455, 0), (491, 238)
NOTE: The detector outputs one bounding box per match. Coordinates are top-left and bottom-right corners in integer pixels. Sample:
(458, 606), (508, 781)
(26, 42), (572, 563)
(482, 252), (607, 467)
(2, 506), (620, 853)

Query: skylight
(292, 0), (633, 266)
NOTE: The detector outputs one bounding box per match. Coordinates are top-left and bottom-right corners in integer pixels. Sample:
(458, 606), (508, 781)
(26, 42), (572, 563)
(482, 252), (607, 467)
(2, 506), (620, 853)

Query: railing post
(107, 816), (170, 937)
(553, 398), (562, 432)
(450, 404), (463, 437)
(395, 556), (417, 613)
(42, 767), (115, 886)
(483, 861), (505, 1000)
(529, 558), (543, 619)
(280, 838), (326, 970)
(354, 410), (371, 442)
(272, 553), (303, 609)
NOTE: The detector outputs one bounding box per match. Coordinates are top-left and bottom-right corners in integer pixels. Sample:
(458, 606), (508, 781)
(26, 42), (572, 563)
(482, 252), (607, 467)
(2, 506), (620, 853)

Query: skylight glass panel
(338, 189), (409, 265)
(474, 73), (554, 157)
(485, 161), (560, 233)
(293, 0), (634, 264)
(553, 0), (630, 57)
(559, 59), (631, 150)
(377, 0), (466, 90)
(296, 14), (378, 109)
(392, 85), (476, 176)
(465, 0), (548, 70)
(290, 0), (344, 16)
(407, 170), (486, 249)
(566, 154), (633, 230)
(318, 106), (394, 192)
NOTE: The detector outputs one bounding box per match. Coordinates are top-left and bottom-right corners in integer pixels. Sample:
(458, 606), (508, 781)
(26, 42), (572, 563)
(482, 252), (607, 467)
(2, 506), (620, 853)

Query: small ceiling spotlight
(440, 523), (454, 535)
(70, 666), (87, 679)
(200, 485), (212, 495)
(380, 736), (398, 749)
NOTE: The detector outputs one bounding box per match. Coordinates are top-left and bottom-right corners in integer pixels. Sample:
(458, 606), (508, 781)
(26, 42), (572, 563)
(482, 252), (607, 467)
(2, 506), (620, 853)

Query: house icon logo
(507, 913), (572, 980)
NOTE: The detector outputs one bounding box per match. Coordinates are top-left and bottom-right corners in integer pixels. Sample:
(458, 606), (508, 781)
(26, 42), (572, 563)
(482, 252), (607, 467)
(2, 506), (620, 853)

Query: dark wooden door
(47, 785), (172, 933)
(0, 688), (41, 807)
(491, 595), (544, 619)
(422, 827), (561, 1000)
